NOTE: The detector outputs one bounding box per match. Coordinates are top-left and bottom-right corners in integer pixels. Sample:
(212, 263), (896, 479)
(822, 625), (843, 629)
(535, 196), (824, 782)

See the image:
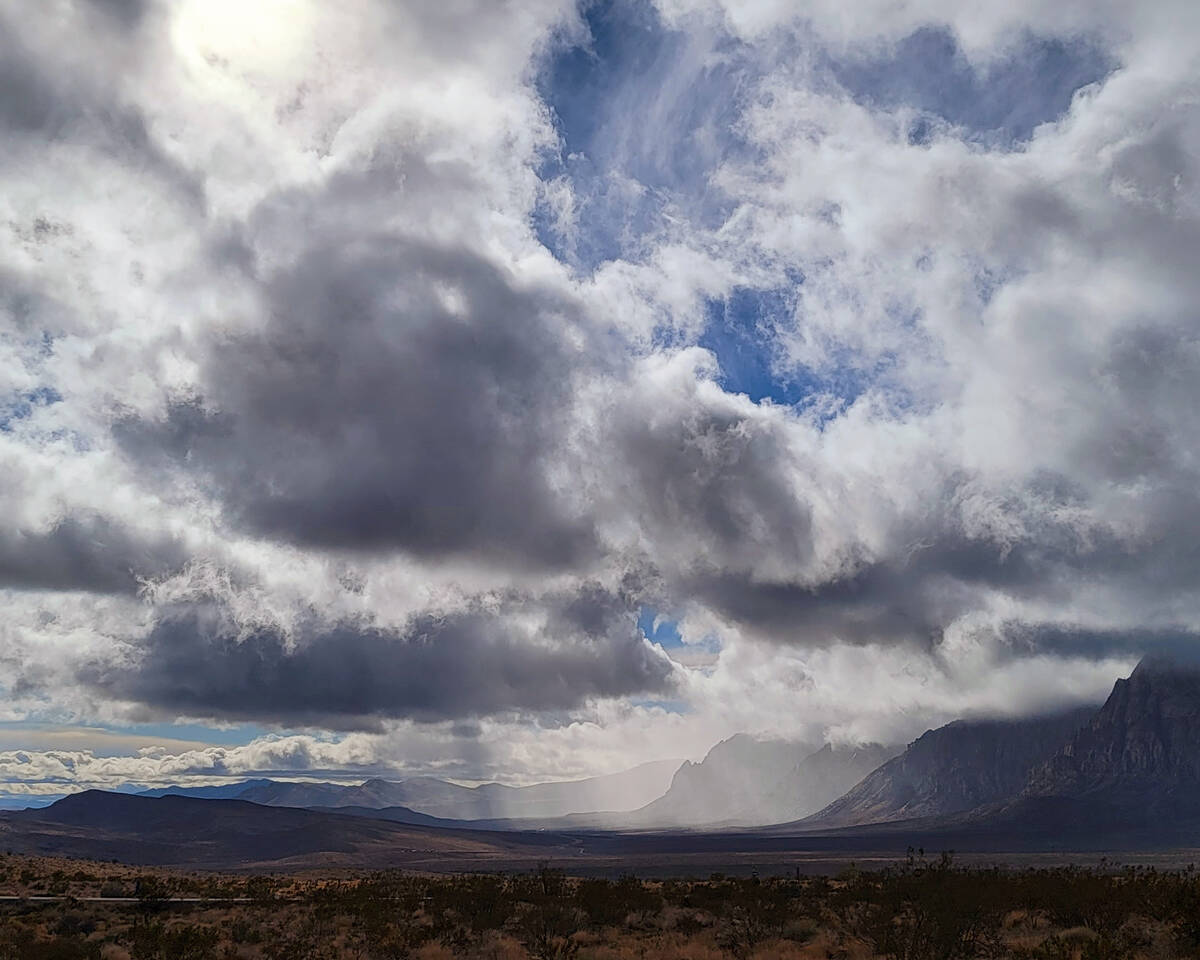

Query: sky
(0, 0), (1198, 800)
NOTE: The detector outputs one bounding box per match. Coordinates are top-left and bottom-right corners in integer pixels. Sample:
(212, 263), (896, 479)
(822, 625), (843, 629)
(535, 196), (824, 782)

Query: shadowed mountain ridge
(1021, 656), (1200, 818)
(809, 707), (1096, 827)
(0, 791), (562, 868)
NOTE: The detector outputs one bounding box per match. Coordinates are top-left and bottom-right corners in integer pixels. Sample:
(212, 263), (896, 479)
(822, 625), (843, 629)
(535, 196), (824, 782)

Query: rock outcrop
(1023, 656), (1200, 817)
(810, 707), (1095, 826)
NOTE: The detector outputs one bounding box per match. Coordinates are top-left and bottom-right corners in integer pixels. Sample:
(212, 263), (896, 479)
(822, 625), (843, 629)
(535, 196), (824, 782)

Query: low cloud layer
(1, 0), (1198, 785)
(86, 590), (675, 728)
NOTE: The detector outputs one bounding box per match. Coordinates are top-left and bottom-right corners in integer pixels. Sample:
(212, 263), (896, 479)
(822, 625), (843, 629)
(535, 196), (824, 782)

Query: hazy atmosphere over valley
(2, 0), (1200, 811)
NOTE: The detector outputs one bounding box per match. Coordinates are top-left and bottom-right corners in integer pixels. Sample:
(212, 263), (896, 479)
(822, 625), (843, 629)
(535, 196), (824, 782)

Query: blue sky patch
(696, 285), (881, 418)
(534, 0), (754, 267)
(830, 27), (1116, 146)
(0, 385), (62, 432)
(630, 697), (690, 715)
(699, 286), (803, 406)
(638, 605), (683, 649)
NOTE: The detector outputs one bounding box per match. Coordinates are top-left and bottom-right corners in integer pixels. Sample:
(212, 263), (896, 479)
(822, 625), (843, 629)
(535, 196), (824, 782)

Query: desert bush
(714, 879), (802, 958)
(126, 921), (219, 960)
(849, 853), (1004, 960)
(428, 873), (515, 941)
(52, 910), (98, 937)
(508, 866), (583, 960)
(576, 874), (662, 928)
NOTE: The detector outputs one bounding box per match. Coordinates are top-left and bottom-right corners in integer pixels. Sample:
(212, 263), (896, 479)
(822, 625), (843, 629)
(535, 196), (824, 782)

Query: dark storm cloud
(660, 478), (1084, 646)
(679, 515), (1085, 648)
(707, 478), (1200, 651)
(118, 234), (599, 568)
(83, 590), (675, 727)
(683, 465), (1200, 651)
(0, 516), (186, 594)
(1001, 624), (1200, 662)
(615, 370), (1200, 649)
(610, 383), (1037, 646)
(617, 390), (815, 573)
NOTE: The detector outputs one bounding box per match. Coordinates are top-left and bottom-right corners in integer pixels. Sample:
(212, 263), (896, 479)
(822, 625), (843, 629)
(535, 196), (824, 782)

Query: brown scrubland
(1, 850), (1198, 959)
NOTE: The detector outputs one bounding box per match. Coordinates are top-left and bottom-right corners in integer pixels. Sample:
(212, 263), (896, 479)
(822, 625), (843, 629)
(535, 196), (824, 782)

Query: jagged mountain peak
(1023, 657), (1200, 811)
(1130, 648), (1200, 679)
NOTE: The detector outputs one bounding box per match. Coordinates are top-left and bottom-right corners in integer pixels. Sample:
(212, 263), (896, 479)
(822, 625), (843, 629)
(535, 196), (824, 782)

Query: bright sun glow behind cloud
(172, 0), (314, 79)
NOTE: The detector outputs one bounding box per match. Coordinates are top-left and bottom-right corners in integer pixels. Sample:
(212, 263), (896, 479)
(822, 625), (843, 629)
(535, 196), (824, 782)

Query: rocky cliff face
(1023, 656), (1200, 815)
(810, 707), (1095, 826)
(630, 736), (813, 827)
(758, 742), (899, 824)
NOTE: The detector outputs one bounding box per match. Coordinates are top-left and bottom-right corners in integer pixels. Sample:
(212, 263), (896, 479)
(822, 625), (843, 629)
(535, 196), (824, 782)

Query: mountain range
(0, 791), (565, 869)
(138, 759), (682, 821)
(809, 707), (1095, 826)
(630, 736), (899, 827)
(1017, 655), (1200, 827)
(4, 656), (1199, 866)
(126, 742), (899, 830)
(793, 655), (1200, 846)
